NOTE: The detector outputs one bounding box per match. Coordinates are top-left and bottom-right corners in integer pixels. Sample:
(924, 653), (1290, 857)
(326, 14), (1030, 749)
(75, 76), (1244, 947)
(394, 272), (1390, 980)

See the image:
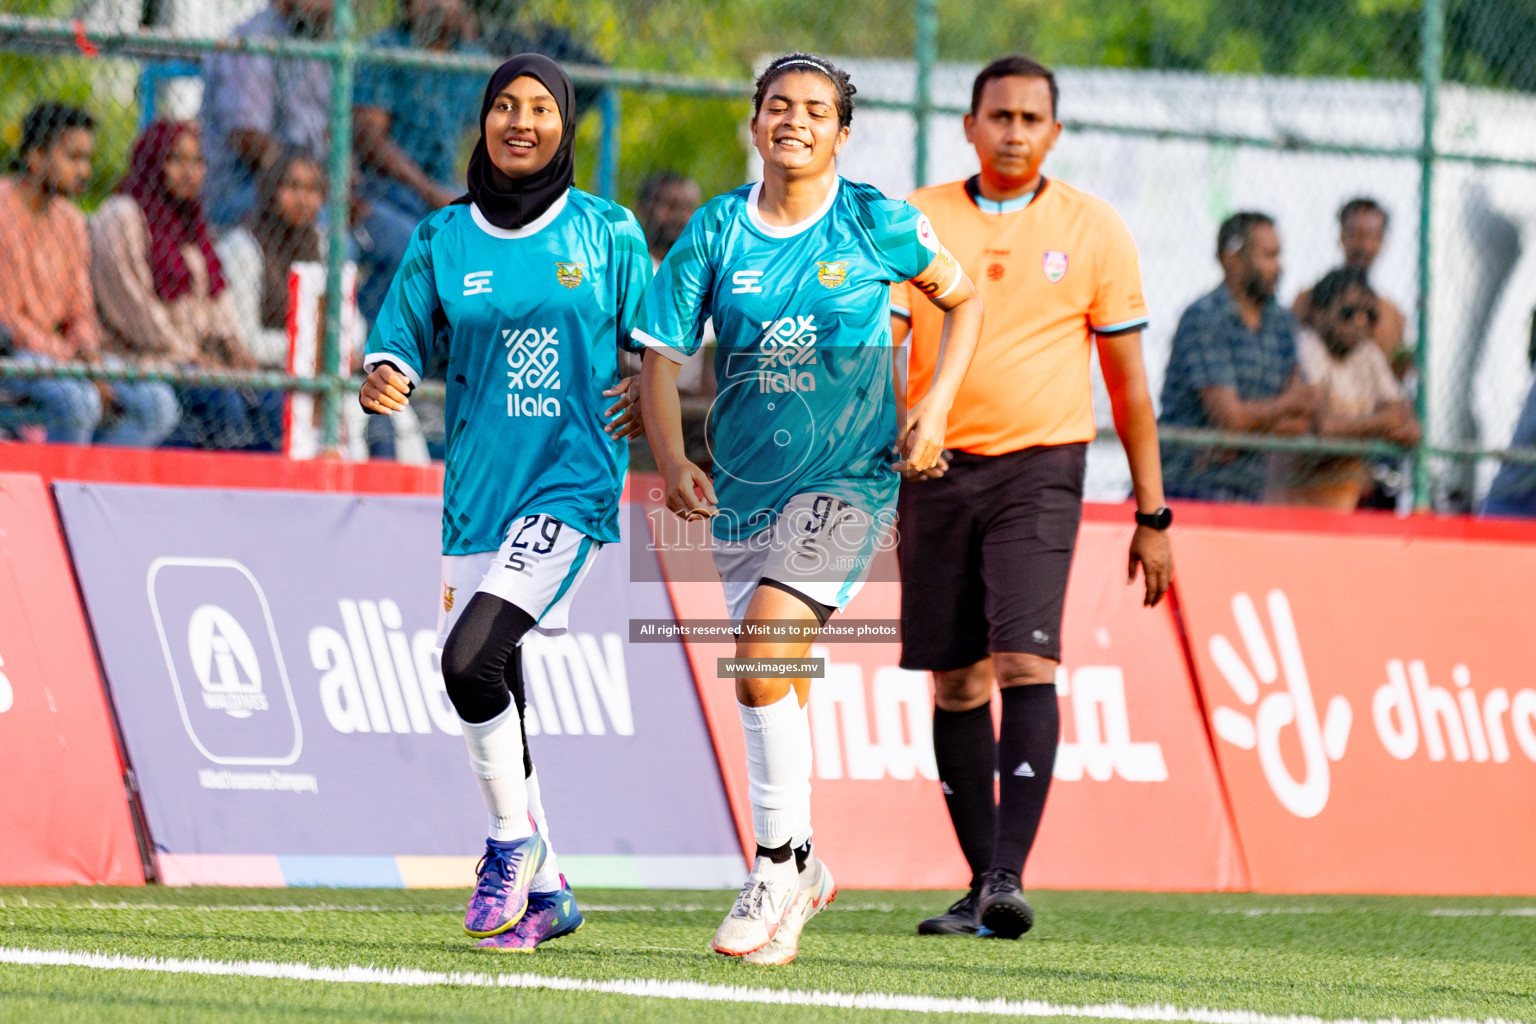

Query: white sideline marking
(0, 948), (1528, 1024)
(1215, 908), (1536, 918)
(3, 900), (1533, 919)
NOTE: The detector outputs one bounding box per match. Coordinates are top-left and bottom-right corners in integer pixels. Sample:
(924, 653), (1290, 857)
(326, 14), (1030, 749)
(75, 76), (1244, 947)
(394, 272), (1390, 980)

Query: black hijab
(456, 53), (575, 230)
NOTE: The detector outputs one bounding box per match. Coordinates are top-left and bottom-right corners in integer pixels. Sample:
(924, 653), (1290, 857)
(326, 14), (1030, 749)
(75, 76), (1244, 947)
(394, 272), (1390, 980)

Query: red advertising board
(657, 510), (1245, 891)
(0, 473), (143, 885)
(1175, 527), (1536, 894)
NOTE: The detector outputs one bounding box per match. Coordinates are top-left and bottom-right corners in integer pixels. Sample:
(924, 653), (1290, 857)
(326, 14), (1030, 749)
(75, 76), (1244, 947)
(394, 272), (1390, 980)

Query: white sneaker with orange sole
(711, 855), (799, 956)
(743, 854), (837, 965)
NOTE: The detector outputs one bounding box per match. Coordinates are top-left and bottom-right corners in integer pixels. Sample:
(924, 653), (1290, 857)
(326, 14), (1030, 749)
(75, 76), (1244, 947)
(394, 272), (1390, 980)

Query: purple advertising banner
(54, 482), (742, 889)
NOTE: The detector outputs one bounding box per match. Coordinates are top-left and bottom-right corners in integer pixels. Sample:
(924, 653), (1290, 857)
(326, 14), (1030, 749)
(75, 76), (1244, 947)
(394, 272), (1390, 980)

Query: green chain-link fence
(1, 0), (1535, 511)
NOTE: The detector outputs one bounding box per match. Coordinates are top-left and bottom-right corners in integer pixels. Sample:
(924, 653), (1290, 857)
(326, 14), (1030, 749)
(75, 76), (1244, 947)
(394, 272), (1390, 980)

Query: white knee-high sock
(739, 690), (813, 850)
(525, 768), (563, 891)
(460, 704), (533, 841)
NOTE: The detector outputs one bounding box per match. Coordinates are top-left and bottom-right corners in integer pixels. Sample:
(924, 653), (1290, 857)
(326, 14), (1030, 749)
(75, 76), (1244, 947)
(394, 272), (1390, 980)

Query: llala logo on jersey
(816, 261), (849, 288)
(756, 315), (818, 392)
(555, 262), (585, 289)
(1043, 251), (1069, 283)
(503, 326), (562, 417)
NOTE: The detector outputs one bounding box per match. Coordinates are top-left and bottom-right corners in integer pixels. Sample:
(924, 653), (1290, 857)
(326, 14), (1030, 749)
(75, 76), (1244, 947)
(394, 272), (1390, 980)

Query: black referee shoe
(916, 886), (981, 935)
(978, 869), (1034, 939)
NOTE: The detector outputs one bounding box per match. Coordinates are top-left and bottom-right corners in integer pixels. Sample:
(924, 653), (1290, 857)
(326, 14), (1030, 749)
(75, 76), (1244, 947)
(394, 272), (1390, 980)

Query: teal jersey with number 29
(365, 190), (651, 555)
(635, 177), (940, 541)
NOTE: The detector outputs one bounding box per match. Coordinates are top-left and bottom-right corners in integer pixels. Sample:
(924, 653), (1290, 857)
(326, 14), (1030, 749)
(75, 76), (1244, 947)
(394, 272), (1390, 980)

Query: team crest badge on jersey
(816, 261), (849, 288)
(555, 262), (585, 289)
(1043, 251), (1069, 283)
(443, 584), (456, 613)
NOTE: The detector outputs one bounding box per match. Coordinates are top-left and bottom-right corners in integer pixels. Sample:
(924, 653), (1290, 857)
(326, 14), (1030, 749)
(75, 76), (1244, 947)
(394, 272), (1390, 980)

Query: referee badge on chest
(555, 262), (585, 289)
(1042, 250), (1068, 283)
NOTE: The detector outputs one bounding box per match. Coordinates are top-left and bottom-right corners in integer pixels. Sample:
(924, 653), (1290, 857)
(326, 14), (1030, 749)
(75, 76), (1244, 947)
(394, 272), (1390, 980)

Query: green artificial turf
(1, 887), (1533, 1023)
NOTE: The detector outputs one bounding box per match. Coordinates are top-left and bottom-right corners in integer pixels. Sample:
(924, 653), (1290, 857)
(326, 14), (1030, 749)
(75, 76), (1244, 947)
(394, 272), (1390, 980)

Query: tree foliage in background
(2, 0), (1535, 209)
(0, 0), (139, 208)
(497, 0), (1536, 205)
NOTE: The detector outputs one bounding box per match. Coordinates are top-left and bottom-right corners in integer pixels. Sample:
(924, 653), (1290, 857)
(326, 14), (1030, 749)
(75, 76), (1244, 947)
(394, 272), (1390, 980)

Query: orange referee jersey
(894, 176), (1148, 455)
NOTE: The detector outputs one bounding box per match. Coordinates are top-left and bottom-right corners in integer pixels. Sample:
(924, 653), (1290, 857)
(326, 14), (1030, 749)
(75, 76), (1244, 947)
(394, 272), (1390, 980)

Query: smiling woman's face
(484, 75), (563, 180)
(162, 129), (206, 204)
(750, 70), (847, 177)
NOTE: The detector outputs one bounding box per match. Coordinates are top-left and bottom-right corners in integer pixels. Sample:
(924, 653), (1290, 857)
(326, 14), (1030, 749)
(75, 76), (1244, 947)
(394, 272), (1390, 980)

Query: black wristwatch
(1135, 506), (1173, 531)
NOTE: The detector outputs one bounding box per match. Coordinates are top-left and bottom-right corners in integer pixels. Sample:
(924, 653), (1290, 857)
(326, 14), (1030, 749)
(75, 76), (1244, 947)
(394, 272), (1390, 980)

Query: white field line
(0, 900), (795, 914)
(0, 947), (1528, 1024)
(1214, 908), (1536, 918)
(3, 900), (1534, 918)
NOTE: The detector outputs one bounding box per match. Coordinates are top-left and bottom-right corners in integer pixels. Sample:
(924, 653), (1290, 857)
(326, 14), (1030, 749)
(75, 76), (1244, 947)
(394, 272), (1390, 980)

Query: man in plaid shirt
(1159, 211), (1321, 502)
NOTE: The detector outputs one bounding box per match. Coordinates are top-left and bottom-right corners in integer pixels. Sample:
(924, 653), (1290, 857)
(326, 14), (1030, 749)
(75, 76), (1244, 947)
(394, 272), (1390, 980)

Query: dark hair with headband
(753, 53), (856, 130)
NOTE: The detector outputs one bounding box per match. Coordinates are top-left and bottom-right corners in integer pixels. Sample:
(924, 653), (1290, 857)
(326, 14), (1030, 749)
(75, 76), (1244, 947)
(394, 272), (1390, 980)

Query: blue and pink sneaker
(475, 876), (584, 952)
(463, 832), (547, 938)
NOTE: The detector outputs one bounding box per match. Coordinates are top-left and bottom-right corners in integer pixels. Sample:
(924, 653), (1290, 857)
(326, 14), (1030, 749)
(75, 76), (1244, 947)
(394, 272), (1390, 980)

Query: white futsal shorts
(712, 492), (882, 625)
(436, 514), (602, 648)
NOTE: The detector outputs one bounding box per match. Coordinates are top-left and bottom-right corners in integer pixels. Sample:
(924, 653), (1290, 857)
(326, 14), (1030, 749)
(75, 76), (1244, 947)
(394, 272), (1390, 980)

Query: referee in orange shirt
(891, 55), (1173, 940)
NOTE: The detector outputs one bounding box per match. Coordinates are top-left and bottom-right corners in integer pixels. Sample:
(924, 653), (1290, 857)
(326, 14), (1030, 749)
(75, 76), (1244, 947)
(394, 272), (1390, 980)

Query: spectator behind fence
(1159, 212), (1320, 503)
(1294, 198), (1410, 377)
(354, 0), (483, 218)
(351, 0), (485, 323)
(0, 104), (178, 446)
(1269, 267), (1420, 511)
(216, 149), (325, 369)
(202, 0), (415, 327)
(201, 0), (333, 230)
(1481, 309), (1536, 517)
(92, 121), (285, 451)
(635, 172), (711, 397)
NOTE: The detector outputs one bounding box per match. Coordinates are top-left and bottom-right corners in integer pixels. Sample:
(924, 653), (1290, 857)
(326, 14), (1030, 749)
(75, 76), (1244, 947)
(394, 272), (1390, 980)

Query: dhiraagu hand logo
(1207, 590), (1352, 818)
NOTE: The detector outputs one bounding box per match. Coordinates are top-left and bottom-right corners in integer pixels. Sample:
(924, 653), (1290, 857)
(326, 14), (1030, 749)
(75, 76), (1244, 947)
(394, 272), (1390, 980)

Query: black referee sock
(931, 704), (997, 887)
(990, 684), (1060, 880)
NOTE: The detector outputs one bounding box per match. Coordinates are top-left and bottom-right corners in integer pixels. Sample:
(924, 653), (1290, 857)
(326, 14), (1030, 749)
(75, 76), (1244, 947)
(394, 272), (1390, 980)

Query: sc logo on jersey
(732, 270), (764, 294)
(463, 271), (494, 296)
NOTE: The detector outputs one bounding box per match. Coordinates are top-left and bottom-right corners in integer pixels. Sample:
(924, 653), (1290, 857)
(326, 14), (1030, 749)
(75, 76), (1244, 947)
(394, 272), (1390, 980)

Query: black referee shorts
(896, 443), (1086, 670)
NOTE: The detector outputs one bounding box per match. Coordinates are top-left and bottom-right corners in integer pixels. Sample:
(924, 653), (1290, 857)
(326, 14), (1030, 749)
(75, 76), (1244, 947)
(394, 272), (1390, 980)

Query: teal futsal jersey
(635, 178), (941, 541)
(365, 190), (650, 554)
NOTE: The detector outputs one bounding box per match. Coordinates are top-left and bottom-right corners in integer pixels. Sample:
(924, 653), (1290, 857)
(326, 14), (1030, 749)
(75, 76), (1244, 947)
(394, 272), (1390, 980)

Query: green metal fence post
(914, 0), (937, 189)
(321, 0), (356, 452)
(598, 88), (620, 199)
(1413, 0), (1443, 510)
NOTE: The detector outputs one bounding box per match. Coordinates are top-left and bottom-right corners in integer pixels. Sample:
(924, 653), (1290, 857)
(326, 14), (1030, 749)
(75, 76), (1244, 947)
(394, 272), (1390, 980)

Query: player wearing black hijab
(361, 54), (652, 951)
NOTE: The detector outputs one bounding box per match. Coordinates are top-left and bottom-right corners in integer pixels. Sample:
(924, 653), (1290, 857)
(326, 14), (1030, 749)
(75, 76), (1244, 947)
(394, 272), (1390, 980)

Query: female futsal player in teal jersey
(638, 52), (984, 965)
(359, 54), (650, 952)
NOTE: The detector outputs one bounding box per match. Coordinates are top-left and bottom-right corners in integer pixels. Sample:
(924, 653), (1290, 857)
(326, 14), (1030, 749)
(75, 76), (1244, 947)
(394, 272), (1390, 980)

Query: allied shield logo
(1042, 251), (1068, 283)
(555, 262), (585, 289)
(443, 583), (456, 613)
(816, 261), (849, 288)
